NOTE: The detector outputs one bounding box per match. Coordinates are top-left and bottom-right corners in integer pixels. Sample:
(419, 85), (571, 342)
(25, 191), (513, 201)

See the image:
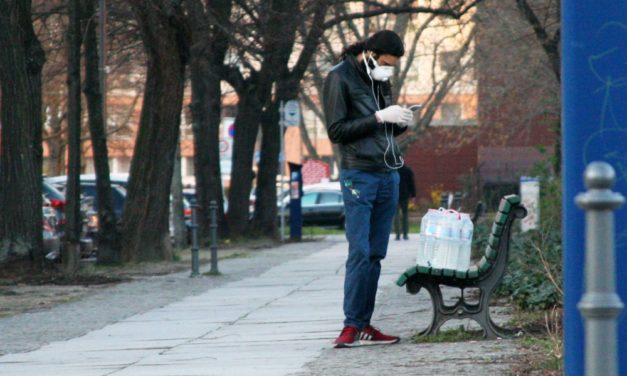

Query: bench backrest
(466, 194), (525, 280)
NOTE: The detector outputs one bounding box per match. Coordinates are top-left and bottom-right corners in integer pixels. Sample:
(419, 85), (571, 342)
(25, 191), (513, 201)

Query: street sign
(283, 100), (300, 127)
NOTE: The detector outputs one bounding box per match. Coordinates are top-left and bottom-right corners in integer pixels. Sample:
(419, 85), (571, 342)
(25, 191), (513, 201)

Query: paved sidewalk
(0, 235), (520, 375)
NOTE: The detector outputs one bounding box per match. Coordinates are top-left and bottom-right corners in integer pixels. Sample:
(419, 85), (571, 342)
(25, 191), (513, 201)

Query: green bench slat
(498, 195), (520, 214)
(485, 244), (498, 261)
(494, 211), (509, 225)
(498, 199), (513, 214)
(404, 265), (419, 278)
(396, 265), (418, 286)
(442, 268), (455, 277)
(505, 194), (521, 205)
(430, 267), (443, 276)
(488, 233), (500, 249)
(467, 265), (479, 278)
(417, 264), (431, 274)
(492, 222), (504, 237)
(455, 269), (468, 279)
(478, 257), (492, 275)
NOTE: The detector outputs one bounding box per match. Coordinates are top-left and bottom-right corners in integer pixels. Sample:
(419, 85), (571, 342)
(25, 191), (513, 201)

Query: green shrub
(496, 171), (563, 311)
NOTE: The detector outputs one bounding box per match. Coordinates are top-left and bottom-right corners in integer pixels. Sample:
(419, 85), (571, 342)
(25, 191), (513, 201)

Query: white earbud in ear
(362, 50), (371, 75)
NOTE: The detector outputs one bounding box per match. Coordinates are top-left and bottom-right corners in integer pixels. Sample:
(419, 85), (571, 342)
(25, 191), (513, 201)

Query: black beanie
(364, 30), (405, 57)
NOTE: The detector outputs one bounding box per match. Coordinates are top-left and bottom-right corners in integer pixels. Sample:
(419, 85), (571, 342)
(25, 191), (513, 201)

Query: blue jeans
(340, 169), (399, 329)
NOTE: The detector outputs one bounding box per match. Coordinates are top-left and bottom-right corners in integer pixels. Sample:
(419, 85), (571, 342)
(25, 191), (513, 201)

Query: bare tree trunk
(513, 0), (561, 175)
(121, 0), (187, 262)
(171, 142), (186, 249)
(63, 0), (83, 274)
(83, 0), (121, 264)
(186, 0), (230, 241)
(251, 101), (281, 237)
(250, 0), (327, 235)
(0, 0), (46, 267)
(227, 90), (261, 238)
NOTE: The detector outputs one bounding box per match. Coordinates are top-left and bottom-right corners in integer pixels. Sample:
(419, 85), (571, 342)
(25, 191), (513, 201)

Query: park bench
(396, 195), (527, 339)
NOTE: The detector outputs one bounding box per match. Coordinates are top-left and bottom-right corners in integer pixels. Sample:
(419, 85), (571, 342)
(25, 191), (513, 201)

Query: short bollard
(209, 200), (219, 274)
(575, 161), (625, 376)
(190, 199), (200, 277)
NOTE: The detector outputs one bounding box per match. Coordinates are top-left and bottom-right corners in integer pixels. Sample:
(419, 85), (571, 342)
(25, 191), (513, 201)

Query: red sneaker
(333, 326), (361, 348)
(360, 325), (400, 345)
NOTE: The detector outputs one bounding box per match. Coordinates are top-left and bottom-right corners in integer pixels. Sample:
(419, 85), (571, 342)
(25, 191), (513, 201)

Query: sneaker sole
(334, 341), (363, 348)
(334, 338), (400, 348)
(360, 338), (400, 346)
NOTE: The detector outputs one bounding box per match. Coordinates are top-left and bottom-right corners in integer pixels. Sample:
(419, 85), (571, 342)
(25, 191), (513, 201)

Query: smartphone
(409, 104), (422, 123)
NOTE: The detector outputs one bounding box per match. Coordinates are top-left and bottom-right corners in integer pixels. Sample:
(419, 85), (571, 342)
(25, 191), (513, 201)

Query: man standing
(395, 164), (416, 240)
(323, 30), (412, 348)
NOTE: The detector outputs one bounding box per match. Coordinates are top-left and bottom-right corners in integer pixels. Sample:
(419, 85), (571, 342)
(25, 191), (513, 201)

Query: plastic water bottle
(456, 213), (473, 271)
(446, 211), (463, 270)
(460, 213), (474, 241)
(416, 209), (438, 266)
(431, 209), (451, 269)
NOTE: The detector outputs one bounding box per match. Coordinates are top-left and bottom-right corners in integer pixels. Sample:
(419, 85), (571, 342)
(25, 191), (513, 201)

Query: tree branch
(323, 0), (482, 29)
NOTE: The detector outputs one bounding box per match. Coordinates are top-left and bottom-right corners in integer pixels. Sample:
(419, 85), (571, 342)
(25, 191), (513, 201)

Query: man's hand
(375, 105), (413, 124)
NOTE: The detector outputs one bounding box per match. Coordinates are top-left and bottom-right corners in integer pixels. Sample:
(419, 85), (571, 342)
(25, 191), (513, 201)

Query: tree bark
(171, 142), (186, 249)
(186, 0), (230, 242)
(121, 0), (188, 262)
(227, 88), (262, 238)
(251, 100), (281, 237)
(513, 0), (561, 175)
(63, 0), (83, 274)
(0, 0), (46, 266)
(82, 0), (122, 264)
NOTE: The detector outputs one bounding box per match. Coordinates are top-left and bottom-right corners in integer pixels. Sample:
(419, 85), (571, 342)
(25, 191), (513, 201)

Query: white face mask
(363, 52), (394, 81)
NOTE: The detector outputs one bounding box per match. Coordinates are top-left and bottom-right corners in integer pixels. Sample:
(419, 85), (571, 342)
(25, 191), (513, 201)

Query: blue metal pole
(563, 2), (627, 374)
(289, 163), (302, 241)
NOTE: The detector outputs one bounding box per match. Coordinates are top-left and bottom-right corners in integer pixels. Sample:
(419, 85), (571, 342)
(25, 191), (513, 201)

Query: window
(318, 192), (341, 204)
(301, 192), (317, 206)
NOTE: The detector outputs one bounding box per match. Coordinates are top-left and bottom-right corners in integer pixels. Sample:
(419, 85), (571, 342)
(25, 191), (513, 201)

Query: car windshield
(42, 181), (65, 201)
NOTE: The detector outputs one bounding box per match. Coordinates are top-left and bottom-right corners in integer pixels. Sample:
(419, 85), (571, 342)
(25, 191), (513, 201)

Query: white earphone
(362, 51), (404, 170)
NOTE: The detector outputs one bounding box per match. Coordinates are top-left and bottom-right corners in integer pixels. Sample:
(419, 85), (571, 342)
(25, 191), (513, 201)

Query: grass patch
(222, 237), (279, 250)
(514, 334), (563, 373)
(287, 226), (344, 238)
(220, 252), (250, 260)
(510, 307), (563, 373)
(202, 270), (223, 277)
(411, 326), (484, 344)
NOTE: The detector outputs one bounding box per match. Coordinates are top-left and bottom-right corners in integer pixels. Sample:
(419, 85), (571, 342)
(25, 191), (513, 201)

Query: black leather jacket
(323, 54), (407, 172)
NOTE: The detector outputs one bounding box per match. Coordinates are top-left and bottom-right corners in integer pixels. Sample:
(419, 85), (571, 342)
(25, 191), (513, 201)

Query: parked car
(45, 178), (127, 217)
(46, 173), (129, 191)
(41, 193), (95, 262)
(46, 174), (193, 244)
(278, 182), (345, 228)
(42, 180), (66, 232)
(185, 188), (228, 212)
(42, 199), (61, 261)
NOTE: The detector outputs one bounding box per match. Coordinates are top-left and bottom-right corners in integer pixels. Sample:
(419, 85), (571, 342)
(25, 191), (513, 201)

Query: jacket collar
(345, 54), (372, 85)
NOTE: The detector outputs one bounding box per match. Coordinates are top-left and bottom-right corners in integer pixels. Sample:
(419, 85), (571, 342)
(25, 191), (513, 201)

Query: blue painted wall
(563, 2), (627, 374)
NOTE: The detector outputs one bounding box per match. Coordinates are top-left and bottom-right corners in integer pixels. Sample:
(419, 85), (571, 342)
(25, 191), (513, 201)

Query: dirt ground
(0, 242), (269, 319)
